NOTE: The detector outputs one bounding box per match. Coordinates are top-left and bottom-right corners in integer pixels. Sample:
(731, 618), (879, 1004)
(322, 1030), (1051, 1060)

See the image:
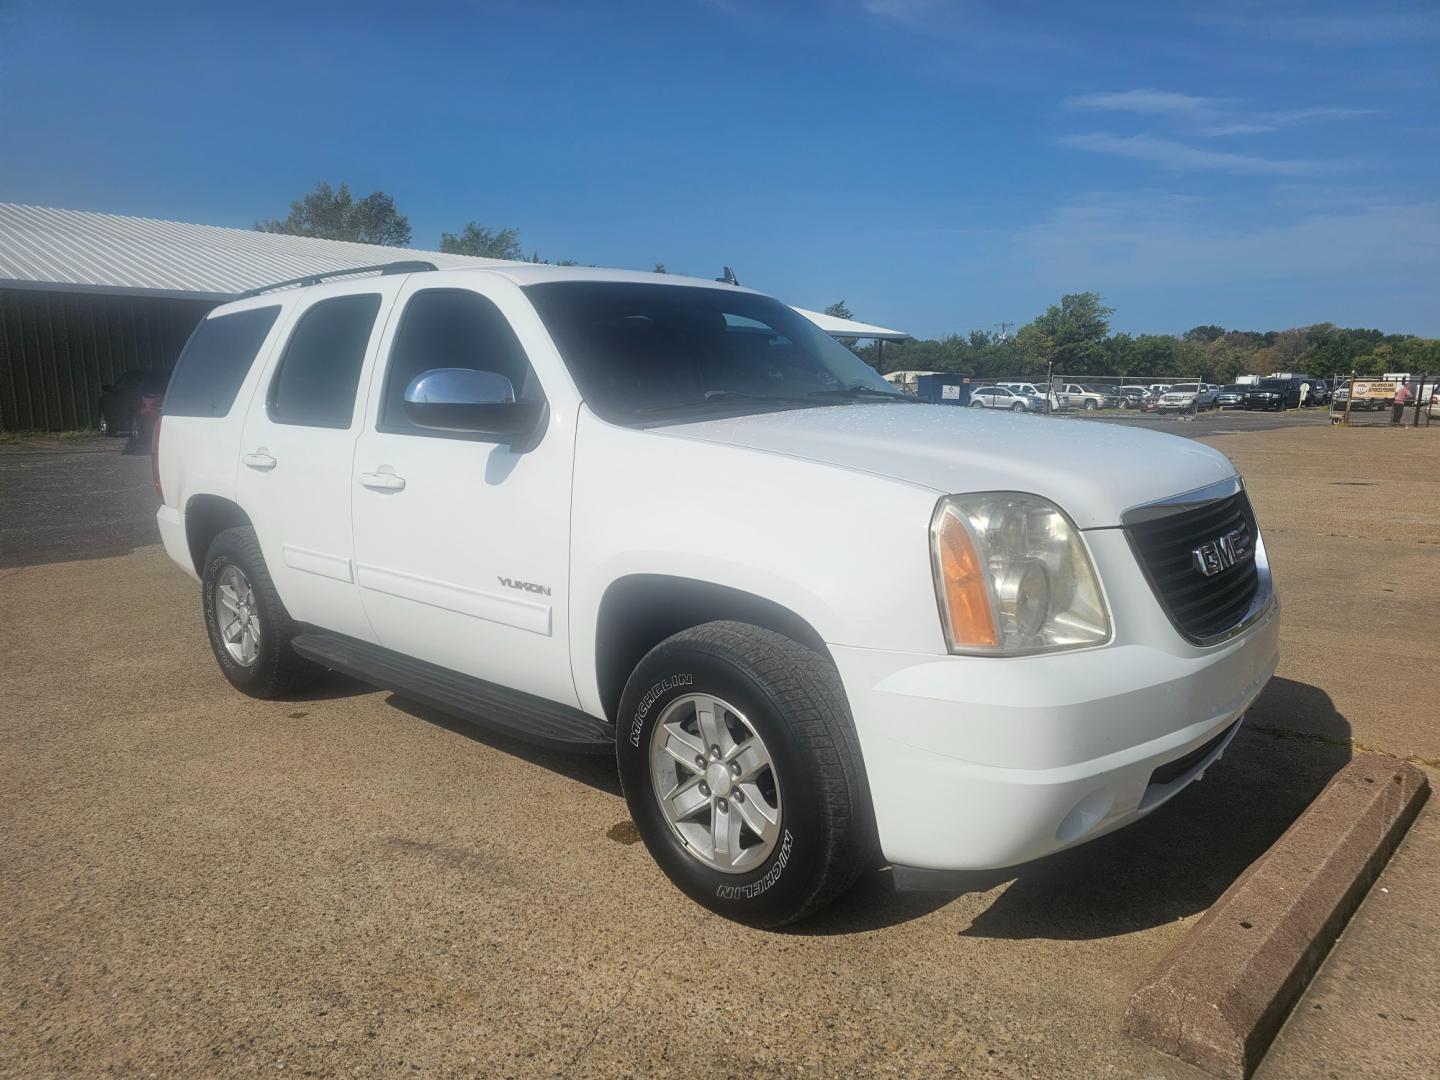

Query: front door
(350, 273), (580, 707)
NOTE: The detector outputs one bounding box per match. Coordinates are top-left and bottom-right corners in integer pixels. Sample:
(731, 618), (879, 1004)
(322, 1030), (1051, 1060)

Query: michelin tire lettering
(716, 829), (793, 900)
(629, 673), (694, 747)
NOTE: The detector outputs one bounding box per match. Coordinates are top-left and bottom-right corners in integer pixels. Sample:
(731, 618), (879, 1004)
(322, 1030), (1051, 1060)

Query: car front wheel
(616, 621), (876, 927)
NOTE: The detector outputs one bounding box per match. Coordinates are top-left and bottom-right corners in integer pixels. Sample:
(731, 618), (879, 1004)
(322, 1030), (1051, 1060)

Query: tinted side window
(380, 289), (541, 436)
(268, 294), (382, 428)
(164, 306), (280, 418)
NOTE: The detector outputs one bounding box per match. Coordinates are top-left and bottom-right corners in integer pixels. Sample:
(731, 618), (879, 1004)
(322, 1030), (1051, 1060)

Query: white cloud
(1014, 193), (1440, 290)
(1057, 133), (1317, 176)
(1063, 88), (1374, 137)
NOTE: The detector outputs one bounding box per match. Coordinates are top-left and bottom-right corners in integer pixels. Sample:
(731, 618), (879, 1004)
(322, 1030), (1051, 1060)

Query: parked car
(996, 381), (1067, 411)
(1214, 384), (1248, 409)
(1116, 385), (1151, 409)
(970, 385), (1038, 412)
(1244, 377), (1303, 411)
(1058, 383), (1118, 410)
(1157, 383), (1218, 413)
(128, 381), (166, 453)
(154, 262), (1278, 927)
(1306, 379), (1331, 407)
(1147, 383), (1174, 395)
(98, 368), (171, 436)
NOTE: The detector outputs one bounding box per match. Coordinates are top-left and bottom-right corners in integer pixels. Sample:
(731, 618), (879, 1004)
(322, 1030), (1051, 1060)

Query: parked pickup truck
(1056, 383), (1118, 410)
(154, 263), (1279, 926)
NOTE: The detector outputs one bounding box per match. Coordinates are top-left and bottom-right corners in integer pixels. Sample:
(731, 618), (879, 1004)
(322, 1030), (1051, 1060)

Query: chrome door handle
(360, 471), (407, 492)
(242, 451), (277, 471)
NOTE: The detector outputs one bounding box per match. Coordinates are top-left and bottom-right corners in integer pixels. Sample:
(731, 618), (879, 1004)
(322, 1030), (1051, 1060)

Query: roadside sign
(1351, 381), (1397, 400)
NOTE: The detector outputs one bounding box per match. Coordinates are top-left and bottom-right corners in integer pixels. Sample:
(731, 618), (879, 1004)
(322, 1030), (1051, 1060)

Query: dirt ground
(0, 422), (1435, 1078)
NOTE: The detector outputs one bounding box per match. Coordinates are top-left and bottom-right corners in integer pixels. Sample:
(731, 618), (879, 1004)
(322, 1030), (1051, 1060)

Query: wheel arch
(593, 574), (833, 724)
(184, 494), (254, 577)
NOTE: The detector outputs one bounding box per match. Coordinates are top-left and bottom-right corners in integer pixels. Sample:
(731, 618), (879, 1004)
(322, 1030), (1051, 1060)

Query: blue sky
(1, 0), (1437, 338)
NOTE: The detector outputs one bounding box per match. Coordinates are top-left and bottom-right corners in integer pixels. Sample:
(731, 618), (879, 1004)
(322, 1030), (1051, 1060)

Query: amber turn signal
(933, 507), (998, 648)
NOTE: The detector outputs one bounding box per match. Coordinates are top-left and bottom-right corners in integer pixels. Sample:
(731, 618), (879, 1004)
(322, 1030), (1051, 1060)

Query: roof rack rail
(237, 260), (437, 299)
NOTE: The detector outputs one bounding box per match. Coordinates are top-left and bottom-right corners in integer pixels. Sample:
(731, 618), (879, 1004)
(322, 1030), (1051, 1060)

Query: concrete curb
(1123, 754), (1430, 1079)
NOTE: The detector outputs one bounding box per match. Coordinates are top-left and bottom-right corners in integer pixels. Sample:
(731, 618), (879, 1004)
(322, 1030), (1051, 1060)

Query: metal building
(0, 203), (907, 431)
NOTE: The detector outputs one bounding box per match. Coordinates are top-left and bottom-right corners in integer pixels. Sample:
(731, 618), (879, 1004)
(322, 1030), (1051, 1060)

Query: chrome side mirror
(402, 368), (544, 437)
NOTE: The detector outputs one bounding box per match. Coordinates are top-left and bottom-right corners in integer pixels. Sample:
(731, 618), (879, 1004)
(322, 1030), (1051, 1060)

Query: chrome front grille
(1124, 481), (1268, 645)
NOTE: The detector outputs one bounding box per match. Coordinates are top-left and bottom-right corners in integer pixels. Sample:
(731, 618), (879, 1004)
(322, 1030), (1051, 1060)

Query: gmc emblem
(1192, 526), (1253, 577)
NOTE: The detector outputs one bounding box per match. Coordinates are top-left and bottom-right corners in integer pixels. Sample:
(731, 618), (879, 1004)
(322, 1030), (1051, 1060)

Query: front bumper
(829, 530), (1280, 871)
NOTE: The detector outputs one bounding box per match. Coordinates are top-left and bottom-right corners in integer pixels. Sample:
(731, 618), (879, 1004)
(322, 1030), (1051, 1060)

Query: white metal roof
(0, 203), (909, 339)
(0, 203), (516, 300)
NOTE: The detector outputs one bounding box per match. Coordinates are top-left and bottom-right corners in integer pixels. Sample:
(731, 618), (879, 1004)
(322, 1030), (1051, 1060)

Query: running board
(291, 631), (615, 755)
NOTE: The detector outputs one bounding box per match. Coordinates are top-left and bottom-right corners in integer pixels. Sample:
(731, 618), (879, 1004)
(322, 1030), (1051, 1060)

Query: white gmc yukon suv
(155, 263), (1279, 927)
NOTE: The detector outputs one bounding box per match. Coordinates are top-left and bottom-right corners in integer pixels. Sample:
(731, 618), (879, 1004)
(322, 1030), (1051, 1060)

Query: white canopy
(792, 306), (911, 341)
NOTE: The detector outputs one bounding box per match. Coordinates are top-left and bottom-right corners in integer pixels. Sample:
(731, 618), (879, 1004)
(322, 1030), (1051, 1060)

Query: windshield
(1171, 383), (1199, 392)
(1258, 379), (1287, 388)
(1221, 385), (1243, 392)
(522, 282), (906, 422)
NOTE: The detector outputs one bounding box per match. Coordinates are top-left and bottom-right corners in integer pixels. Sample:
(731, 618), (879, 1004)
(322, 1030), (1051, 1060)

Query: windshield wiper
(631, 390), (826, 417)
(803, 384), (917, 403)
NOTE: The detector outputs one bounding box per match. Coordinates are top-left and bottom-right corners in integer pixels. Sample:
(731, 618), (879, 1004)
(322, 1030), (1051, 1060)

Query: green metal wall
(0, 288), (218, 431)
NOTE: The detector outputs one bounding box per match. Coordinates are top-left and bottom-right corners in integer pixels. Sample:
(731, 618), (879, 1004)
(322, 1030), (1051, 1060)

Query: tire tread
(204, 526), (318, 698)
(644, 620), (877, 926)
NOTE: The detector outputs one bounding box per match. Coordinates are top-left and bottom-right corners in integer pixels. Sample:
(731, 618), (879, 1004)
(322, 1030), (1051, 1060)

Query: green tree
(440, 222), (523, 260)
(1012, 322), (1056, 380)
(256, 181), (412, 246)
(823, 301), (854, 321)
(1183, 325), (1226, 343)
(1029, 292), (1114, 375)
(652, 262), (668, 274)
(525, 251), (580, 266)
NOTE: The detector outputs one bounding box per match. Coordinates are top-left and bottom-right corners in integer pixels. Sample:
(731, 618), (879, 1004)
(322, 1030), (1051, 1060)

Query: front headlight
(929, 493), (1111, 655)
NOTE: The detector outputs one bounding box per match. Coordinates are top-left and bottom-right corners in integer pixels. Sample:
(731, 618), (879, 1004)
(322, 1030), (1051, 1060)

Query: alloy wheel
(648, 693), (782, 874)
(216, 564), (261, 667)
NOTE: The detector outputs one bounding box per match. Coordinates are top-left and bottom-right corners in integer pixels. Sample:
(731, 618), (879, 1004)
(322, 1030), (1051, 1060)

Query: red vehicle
(97, 368), (170, 437)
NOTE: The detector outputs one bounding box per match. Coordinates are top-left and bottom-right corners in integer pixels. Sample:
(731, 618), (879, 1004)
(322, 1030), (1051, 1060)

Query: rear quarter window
(164, 306), (281, 418)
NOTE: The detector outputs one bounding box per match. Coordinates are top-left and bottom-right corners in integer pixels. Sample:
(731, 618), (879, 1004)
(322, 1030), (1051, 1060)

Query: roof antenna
(716, 266), (740, 287)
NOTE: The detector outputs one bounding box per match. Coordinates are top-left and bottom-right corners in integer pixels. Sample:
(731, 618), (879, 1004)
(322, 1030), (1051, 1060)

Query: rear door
(349, 273), (581, 706)
(236, 280), (402, 641)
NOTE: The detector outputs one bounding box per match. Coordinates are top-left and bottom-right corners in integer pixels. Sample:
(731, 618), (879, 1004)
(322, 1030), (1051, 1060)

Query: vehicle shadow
(798, 678), (1350, 939)
(286, 670), (376, 702)
(382, 694), (624, 797)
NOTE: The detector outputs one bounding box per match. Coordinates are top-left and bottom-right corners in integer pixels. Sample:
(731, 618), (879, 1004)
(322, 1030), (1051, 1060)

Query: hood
(654, 403), (1236, 529)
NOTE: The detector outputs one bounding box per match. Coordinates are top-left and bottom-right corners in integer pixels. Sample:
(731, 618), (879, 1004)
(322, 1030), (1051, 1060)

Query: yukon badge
(1192, 526), (1253, 577)
(498, 576), (552, 597)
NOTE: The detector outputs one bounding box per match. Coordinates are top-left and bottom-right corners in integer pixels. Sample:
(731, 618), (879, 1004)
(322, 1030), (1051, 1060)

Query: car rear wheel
(201, 526), (320, 698)
(969, 400), (986, 408)
(616, 621), (876, 927)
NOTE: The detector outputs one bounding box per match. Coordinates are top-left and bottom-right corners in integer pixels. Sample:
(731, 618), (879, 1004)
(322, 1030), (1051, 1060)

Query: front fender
(568, 411), (945, 716)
